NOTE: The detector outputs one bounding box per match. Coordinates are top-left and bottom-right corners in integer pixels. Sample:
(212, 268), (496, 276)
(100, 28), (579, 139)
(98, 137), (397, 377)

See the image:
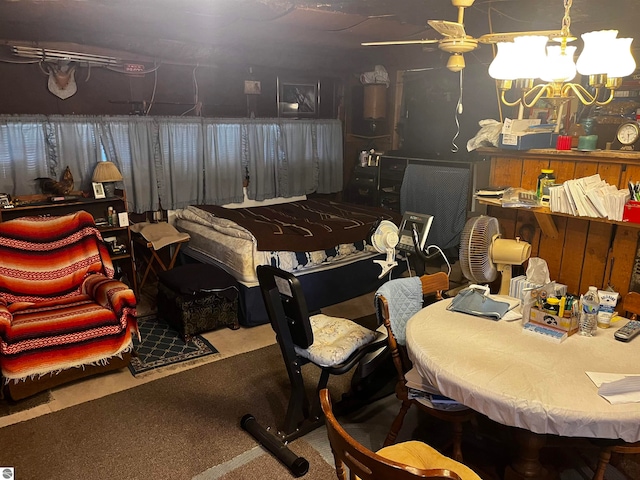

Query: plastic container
(536, 169), (555, 205)
(579, 286), (600, 336)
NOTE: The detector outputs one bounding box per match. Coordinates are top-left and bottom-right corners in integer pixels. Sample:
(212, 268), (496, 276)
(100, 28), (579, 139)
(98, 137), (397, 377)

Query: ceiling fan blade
(478, 30), (565, 44)
(427, 20), (467, 38)
(361, 39), (440, 46)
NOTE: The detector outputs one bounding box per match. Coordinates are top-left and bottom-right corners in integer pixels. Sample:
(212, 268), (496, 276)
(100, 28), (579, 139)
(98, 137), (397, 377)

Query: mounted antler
(42, 61), (78, 99)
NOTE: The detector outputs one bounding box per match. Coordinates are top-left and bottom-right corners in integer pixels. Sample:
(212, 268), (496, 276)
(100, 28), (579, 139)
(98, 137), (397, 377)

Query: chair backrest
(319, 388), (462, 480)
(377, 272), (449, 379)
(0, 210), (113, 303)
(621, 291), (640, 319)
(256, 265), (313, 349)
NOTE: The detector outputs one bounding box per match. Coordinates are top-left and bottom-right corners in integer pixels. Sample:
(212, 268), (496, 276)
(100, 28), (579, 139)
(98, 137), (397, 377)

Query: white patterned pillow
(294, 314), (377, 367)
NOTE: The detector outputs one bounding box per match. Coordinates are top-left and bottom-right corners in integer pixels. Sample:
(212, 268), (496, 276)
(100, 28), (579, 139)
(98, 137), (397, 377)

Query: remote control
(614, 320), (640, 342)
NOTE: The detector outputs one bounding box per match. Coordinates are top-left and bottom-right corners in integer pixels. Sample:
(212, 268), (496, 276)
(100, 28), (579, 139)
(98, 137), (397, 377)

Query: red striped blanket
(0, 211), (136, 381)
(0, 210), (114, 303)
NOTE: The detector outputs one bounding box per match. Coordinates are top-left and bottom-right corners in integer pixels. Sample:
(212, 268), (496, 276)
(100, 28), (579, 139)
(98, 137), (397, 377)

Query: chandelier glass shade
(489, 1), (636, 108)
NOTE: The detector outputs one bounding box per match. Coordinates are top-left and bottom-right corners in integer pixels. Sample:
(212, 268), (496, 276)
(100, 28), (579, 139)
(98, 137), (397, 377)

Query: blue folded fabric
(375, 276), (423, 345)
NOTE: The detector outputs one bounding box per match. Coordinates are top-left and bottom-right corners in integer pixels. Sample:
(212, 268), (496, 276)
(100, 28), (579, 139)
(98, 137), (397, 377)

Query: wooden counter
(475, 148), (640, 297)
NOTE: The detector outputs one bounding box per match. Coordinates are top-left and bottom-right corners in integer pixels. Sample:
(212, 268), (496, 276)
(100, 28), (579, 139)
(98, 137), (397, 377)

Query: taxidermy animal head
(36, 166), (74, 195)
(44, 61), (77, 100)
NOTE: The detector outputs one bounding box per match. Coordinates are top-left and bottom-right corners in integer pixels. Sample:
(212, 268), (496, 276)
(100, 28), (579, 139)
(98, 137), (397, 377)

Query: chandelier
(488, 0), (636, 108)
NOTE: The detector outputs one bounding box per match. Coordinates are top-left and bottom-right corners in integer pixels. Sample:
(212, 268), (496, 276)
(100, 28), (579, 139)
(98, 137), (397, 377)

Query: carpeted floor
(0, 343), (638, 480)
(0, 389), (52, 418)
(0, 344), (348, 480)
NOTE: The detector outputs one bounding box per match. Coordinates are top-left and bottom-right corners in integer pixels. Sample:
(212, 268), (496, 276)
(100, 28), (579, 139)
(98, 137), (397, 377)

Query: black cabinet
(345, 166), (378, 206)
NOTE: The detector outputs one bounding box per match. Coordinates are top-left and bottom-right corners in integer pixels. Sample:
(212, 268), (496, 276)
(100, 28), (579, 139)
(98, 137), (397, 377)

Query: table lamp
(92, 161), (123, 197)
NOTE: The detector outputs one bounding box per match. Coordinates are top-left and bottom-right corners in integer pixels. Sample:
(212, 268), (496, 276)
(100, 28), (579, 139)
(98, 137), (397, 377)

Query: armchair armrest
(0, 298), (11, 336)
(82, 273), (137, 319)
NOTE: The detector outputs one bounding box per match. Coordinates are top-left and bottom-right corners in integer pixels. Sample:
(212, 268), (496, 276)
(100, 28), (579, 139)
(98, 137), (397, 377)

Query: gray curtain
(203, 121), (244, 205)
(157, 116), (204, 210)
(316, 119), (343, 194)
(0, 115), (343, 213)
(243, 120), (281, 201)
(106, 117), (159, 213)
(280, 120), (317, 196)
(0, 116), (48, 196)
(47, 115), (103, 192)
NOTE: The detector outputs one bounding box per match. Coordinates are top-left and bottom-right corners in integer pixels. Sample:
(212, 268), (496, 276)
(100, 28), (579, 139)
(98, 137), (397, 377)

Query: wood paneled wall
(479, 148), (640, 297)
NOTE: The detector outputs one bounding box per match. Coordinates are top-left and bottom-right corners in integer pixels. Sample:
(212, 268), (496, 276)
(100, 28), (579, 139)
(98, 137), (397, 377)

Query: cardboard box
(527, 306), (579, 336)
(499, 117), (558, 150)
(499, 132), (559, 150)
(623, 200), (640, 224)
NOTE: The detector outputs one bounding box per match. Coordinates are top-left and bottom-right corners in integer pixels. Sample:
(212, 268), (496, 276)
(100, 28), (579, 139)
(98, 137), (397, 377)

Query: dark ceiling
(0, 0), (638, 75)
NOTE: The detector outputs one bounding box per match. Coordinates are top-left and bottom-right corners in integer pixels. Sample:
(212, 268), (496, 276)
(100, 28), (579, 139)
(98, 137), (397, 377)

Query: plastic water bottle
(579, 286), (600, 337)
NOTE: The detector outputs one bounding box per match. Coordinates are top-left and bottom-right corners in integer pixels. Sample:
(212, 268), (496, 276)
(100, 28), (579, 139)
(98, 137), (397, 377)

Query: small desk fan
(459, 216), (531, 295)
(370, 219), (399, 279)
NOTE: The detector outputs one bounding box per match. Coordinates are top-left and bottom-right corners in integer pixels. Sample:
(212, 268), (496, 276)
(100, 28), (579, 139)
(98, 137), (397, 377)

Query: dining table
(405, 298), (640, 480)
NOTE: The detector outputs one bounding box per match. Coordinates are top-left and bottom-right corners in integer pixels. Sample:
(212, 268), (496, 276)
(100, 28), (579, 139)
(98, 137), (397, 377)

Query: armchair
(0, 211), (137, 400)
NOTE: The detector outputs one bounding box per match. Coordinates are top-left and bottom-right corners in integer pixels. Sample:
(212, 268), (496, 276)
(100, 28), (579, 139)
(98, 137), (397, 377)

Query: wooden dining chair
(319, 388), (482, 480)
(375, 272), (476, 462)
(592, 291), (640, 480)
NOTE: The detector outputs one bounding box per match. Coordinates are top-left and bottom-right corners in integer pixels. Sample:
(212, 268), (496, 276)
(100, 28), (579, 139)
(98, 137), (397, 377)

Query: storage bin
(157, 263), (239, 340)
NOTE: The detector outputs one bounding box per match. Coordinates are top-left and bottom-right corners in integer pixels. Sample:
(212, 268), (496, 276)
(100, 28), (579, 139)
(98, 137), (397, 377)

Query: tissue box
(499, 132), (559, 150)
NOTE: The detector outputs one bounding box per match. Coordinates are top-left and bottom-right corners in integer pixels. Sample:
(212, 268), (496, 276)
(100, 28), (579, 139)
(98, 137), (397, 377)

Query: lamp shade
(92, 161), (123, 183)
(489, 42), (519, 80)
(540, 45), (577, 83)
(512, 36), (548, 79)
(606, 37), (636, 78)
(576, 30), (619, 75)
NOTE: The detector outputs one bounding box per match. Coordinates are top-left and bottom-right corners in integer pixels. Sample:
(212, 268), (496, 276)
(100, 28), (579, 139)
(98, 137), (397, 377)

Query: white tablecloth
(405, 299), (640, 442)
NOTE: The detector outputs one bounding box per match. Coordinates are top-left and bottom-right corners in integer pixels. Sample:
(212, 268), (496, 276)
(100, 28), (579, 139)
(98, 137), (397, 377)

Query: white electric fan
(459, 216), (531, 295)
(370, 220), (399, 279)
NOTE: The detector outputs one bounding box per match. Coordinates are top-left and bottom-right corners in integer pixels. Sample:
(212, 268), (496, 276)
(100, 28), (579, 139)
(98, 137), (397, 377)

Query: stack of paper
(586, 372), (640, 404)
(549, 174), (630, 220)
(509, 275), (542, 303)
(405, 368), (467, 410)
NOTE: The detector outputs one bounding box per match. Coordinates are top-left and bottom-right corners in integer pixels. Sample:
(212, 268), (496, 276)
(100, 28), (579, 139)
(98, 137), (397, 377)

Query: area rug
(128, 315), (219, 376)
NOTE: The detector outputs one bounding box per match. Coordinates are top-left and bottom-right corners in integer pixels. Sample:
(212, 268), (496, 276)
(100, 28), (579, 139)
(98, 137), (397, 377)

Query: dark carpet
(0, 389), (51, 418)
(128, 315), (219, 376)
(0, 344), (347, 480)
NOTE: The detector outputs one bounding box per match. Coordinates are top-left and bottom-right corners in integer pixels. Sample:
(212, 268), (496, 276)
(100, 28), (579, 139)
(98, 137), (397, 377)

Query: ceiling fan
(362, 0), (563, 73)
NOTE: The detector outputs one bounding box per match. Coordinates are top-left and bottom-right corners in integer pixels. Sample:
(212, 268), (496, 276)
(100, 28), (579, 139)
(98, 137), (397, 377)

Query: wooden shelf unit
(476, 147), (640, 296)
(0, 190), (137, 295)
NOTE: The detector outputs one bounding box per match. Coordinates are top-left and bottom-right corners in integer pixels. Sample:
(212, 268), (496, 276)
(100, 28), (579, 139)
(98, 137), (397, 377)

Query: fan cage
(459, 216), (499, 283)
(370, 220), (399, 253)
